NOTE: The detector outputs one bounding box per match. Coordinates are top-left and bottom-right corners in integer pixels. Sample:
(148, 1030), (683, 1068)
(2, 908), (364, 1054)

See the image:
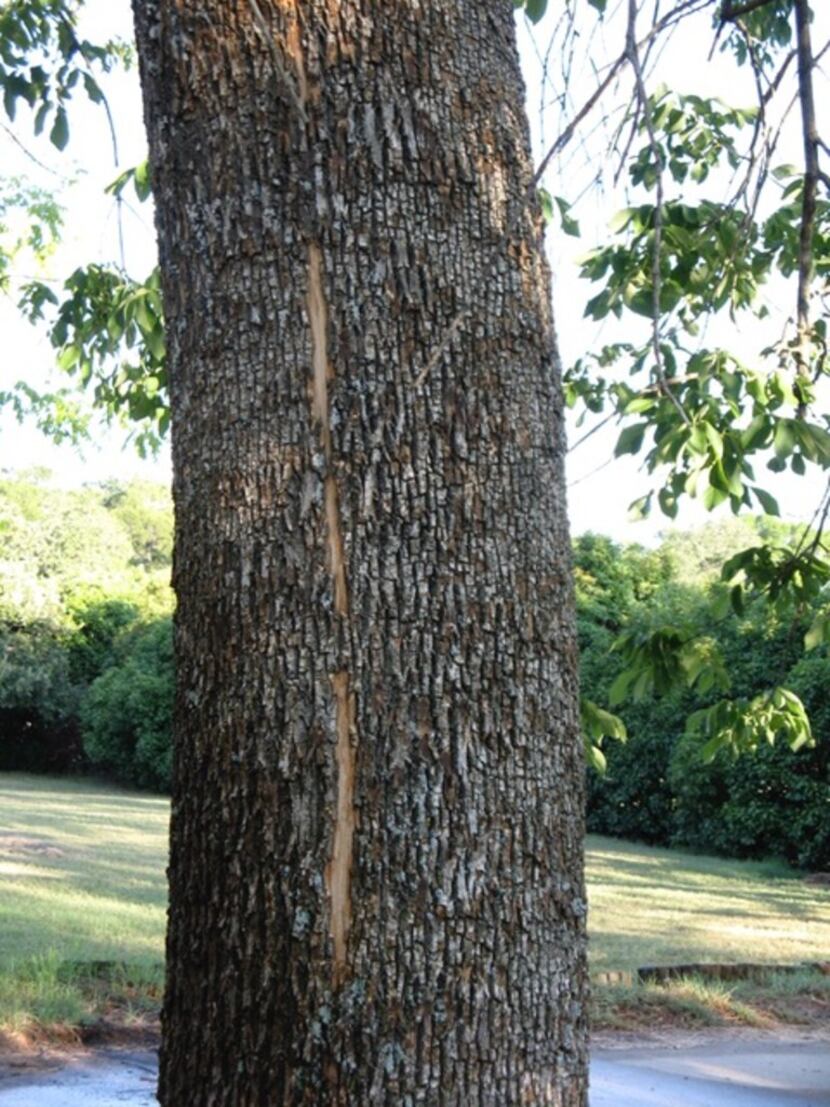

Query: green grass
(1, 774), (829, 1035)
(586, 834), (830, 973)
(0, 774), (168, 968)
(0, 774), (167, 1036)
(592, 969), (830, 1032)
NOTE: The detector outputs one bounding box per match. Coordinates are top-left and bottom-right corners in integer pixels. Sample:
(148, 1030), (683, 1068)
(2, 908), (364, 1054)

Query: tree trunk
(132, 1), (588, 1102)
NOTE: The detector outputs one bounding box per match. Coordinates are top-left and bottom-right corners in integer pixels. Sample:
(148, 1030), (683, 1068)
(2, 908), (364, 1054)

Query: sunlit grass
(0, 773), (168, 968)
(586, 834), (830, 973)
(591, 969), (830, 1032)
(1, 774), (829, 1035)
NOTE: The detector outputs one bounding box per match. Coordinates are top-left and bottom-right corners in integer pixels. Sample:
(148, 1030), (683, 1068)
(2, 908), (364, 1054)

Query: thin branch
(533, 0), (712, 184)
(568, 410), (618, 453)
(625, 0), (690, 427)
(805, 478), (830, 558)
(794, 0), (818, 417)
(793, 474), (830, 559)
(0, 122), (70, 180)
(99, 88), (125, 270)
(568, 455), (616, 488)
(720, 0), (781, 20)
(763, 49), (796, 106)
(534, 54), (627, 184)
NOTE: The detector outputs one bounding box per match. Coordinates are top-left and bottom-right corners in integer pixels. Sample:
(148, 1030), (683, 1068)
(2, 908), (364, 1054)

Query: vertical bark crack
(276, 3), (356, 987)
(308, 235), (355, 987)
(307, 244), (349, 619)
(327, 670), (356, 987)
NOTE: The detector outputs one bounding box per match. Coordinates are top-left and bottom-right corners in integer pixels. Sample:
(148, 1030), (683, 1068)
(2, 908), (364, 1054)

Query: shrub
(586, 695), (682, 844)
(80, 618), (174, 791)
(0, 622), (83, 772)
(669, 650), (830, 870)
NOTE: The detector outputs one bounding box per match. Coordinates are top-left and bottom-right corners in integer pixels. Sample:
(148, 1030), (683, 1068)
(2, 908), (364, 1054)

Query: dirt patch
(0, 834), (66, 860)
(0, 1023), (159, 1080)
(592, 1021), (830, 1052)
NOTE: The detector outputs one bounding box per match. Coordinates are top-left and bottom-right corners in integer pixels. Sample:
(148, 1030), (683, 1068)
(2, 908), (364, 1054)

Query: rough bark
(132, 1), (588, 1103)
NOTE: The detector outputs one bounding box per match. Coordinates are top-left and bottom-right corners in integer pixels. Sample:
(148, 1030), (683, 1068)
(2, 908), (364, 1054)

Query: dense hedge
(80, 618), (173, 790)
(578, 529), (830, 870)
(0, 473), (173, 788)
(2, 473), (828, 866)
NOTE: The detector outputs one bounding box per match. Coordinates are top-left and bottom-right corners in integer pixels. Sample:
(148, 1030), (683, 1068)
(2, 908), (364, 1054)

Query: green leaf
(771, 163), (799, 180)
(554, 195), (580, 237)
(658, 487), (678, 518)
(701, 733), (726, 763)
(752, 486), (780, 516)
(773, 419), (796, 459)
(608, 207), (635, 232)
(524, 0), (547, 22)
(581, 697), (627, 742)
(703, 422), (723, 460)
(740, 414), (769, 451)
(615, 422), (647, 457)
(49, 105), (68, 151)
(623, 394), (656, 415)
(627, 492), (652, 521)
(702, 483), (728, 510)
(82, 72), (103, 105)
(538, 188), (554, 225)
(584, 742), (607, 773)
(608, 669), (634, 706)
(805, 611), (830, 651)
(57, 344), (80, 371)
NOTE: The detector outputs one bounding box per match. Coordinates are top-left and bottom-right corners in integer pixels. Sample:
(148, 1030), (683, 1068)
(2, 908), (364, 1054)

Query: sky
(1, 0), (827, 545)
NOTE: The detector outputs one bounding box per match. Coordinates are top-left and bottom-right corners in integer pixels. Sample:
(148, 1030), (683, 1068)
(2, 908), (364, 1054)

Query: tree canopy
(1, 0), (828, 765)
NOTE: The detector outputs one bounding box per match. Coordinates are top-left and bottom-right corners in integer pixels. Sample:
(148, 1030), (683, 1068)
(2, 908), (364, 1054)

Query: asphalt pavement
(0, 1037), (828, 1105)
(591, 1037), (830, 1106)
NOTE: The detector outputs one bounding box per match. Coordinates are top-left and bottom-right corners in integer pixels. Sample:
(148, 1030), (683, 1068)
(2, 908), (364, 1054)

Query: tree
(130, 2), (588, 1103)
(7, 0), (827, 768)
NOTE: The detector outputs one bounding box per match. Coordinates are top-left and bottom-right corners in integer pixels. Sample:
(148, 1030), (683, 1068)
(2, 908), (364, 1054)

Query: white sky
(1, 0), (827, 545)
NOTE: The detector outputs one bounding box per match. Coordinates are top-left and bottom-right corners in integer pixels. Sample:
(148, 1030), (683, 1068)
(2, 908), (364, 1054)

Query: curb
(593, 961), (830, 986)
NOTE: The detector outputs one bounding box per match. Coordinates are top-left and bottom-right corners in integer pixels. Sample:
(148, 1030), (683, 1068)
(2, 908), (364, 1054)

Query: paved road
(592, 1038), (830, 1106)
(0, 1039), (828, 1105)
(0, 1050), (156, 1106)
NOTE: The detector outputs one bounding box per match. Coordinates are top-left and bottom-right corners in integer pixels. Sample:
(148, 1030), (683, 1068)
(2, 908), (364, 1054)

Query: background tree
(5, 0), (827, 766)
(577, 518), (830, 869)
(0, 471), (172, 775)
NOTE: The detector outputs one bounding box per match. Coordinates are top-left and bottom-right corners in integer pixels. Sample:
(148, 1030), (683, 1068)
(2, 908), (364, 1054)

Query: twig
(794, 0), (819, 417)
(720, 0), (781, 20)
(793, 475), (830, 560)
(534, 0), (710, 184)
(99, 88), (126, 270)
(414, 313), (465, 389)
(568, 410), (618, 453)
(534, 53), (627, 184)
(568, 455), (616, 488)
(0, 122), (70, 180)
(625, 0), (690, 427)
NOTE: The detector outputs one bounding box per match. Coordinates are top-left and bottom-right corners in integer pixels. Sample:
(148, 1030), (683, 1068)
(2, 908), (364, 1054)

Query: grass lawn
(0, 772), (828, 1034)
(586, 835), (830, 973)
(0, 774), (168, 968)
